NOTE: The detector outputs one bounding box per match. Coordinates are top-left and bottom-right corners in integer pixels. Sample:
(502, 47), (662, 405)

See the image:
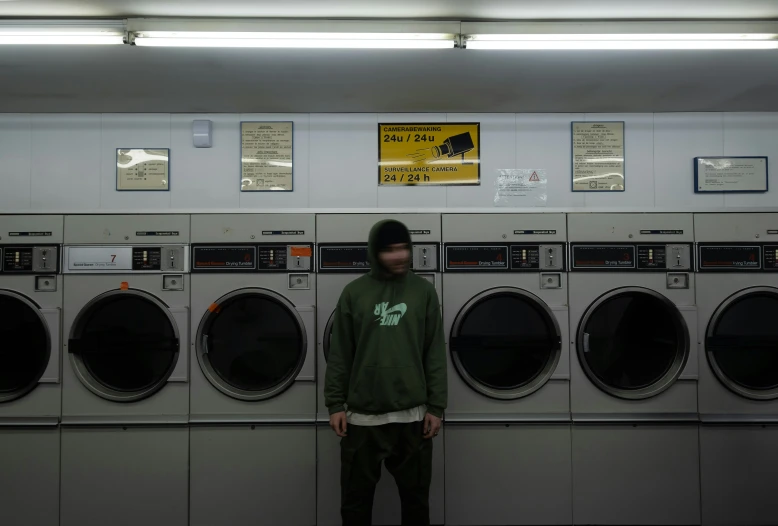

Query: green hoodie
(324, 219), (447, 418)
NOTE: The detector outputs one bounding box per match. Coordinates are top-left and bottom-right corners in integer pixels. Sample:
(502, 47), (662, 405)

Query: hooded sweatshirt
(324, 219), (447, 419)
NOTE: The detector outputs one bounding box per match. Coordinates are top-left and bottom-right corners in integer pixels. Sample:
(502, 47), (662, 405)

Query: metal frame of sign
(115, 148), (170, 192)
(694, 156), (768, 194)
(240, 121), (295, 192)
(570, 121), (625, 193)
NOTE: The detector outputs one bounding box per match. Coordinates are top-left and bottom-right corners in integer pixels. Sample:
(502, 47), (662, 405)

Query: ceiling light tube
(0, 20), (126, 45)
(462, 21), (778, 51)
(465, 35), (778, 50)
(132, 31), (456, 49)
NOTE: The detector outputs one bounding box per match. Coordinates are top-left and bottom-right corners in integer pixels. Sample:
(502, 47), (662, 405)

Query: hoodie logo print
(374, 302), (407, 326)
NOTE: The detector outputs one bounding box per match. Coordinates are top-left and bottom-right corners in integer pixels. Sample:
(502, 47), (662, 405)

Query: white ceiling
(1, 0), (778, 19)
(1, 0), (778, 113)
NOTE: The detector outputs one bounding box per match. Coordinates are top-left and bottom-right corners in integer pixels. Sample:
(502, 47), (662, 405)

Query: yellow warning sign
(378, 123), (480, 185)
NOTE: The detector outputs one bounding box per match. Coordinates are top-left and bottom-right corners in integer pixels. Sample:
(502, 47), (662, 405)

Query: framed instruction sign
(694, 156), (768, 193)
(378, 122), (480, 185)
(572, 121), (625, 192)
(116, 149), (169, 191)
(241, 121), (294, 192)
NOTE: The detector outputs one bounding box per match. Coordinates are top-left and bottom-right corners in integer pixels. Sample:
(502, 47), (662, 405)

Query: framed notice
(116, 149), (169, 191)
(241, 121), (294, 192)
(571, 121), (625, 192)
(378, 122), (480, 186)
(694, 156), (768, 193)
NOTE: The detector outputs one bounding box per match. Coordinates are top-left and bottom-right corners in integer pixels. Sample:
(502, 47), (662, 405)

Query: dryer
(695, 212), (778, 526)
(60, 215), (190, 526)
(568, 213), (699, 526)
(315, 213), (444, 526)
(442, 213), (571, 526)
(0, 215), (62, 526)
(188, 213), (316, 526)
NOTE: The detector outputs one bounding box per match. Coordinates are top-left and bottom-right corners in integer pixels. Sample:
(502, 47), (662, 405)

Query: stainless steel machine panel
(189, 214), (316, 526)
(190, 426), (316, 526)
(0, 428), (60, 526)
(568, 213), (699, 526)
(445, 424), (572, 526)
(64, 214), (190, 245)
(60, 426), (188, 526)
(442, 213), (572, 526)
(567, 213), (694, 243)
(0, 215), (63, 526)
(694, 213), (778, 526)
(573, 424), (700, 525)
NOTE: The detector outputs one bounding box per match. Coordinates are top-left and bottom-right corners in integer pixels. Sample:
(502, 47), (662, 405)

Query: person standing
(324, 219), (447, 526)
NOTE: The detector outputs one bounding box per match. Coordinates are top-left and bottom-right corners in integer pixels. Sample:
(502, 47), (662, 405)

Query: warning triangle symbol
(529, 171), (540, 182)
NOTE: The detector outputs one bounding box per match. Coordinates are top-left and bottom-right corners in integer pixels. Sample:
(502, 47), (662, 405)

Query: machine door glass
(578, 287), (689, 399)
(0, 291), (50, 403)
(69, 290), (179, 402)
(197, 289), (307, 401)
(449, 288), (562, 399)
(706, 287), (778, 400)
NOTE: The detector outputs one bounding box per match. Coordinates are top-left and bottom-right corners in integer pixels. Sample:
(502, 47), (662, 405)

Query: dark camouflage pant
(340, 421), (433, 526)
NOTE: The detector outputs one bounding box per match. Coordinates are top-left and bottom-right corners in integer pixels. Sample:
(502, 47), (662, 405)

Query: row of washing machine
(0, 211), (777, 526)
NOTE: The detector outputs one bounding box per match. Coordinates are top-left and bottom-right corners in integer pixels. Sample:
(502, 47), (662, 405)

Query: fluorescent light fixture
(132, 31), (456, 49)
(0, 20), (126, 45)
(462, 21), (778, 50)
(0, 35), (124, 45)
(465, 33), (778, 50)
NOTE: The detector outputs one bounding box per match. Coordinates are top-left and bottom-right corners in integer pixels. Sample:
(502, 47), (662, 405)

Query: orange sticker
(208, 303), (221, 313)
(120, 282), (129, 290)
(290, 246), (312, 257)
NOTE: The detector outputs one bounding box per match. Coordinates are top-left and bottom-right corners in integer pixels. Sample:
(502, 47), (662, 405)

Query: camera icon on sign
(432, 132), (475, 164)
(589, 181), (597, 189)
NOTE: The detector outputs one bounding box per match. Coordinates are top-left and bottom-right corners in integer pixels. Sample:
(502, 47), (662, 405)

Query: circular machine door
(577, 287), (689, 400)
(323, 310), (337, 363)
(449, 287), (562, 400)
(196, 289), (307, 401)
(68, 290), (180, 402)
(706, 287), (778, 400)
(0, 290), (51, 403)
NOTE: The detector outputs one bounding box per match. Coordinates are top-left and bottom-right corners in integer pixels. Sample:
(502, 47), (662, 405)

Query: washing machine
(568, 213), (700, 525)
(59, 214), (190, 526)
(441, 213), (571, 526)
(315, 213), (445, 526)
(0, 215), (63, 526)
(188, 213), (316, 526)
(694, 212), (778, 526)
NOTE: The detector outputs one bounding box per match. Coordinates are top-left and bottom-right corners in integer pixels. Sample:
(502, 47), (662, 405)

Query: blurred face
(378, 243), (411, 275)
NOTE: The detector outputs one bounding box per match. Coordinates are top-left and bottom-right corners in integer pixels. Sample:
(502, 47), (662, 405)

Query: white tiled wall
(170, 113), (240, 210)
(516, 113), (584, 209)
(582, 114), (654, 209)
(722, 113), (778, 209)
(0, 114), (32, 210)
(447, 113), (515, 208)
(31, 114), (102, 210)
(654, 113), (725, 210)
(238, 113), (311, 210)
(309, 113), (377, 209)
(1, 112), (777, 211)
(100, 114), (174, 210)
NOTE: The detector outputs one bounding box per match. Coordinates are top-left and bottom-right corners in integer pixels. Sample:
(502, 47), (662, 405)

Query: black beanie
(376, 221), (410, 251)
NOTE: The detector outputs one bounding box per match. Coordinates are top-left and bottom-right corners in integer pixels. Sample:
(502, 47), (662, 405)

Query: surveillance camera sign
(378, 123), (480, 185)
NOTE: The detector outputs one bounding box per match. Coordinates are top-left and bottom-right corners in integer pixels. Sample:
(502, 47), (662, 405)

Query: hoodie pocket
(350, 365), (425, 412)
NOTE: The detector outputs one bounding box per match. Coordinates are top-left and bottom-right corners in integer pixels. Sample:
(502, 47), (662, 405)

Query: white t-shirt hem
(346, 404), (427, 426)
